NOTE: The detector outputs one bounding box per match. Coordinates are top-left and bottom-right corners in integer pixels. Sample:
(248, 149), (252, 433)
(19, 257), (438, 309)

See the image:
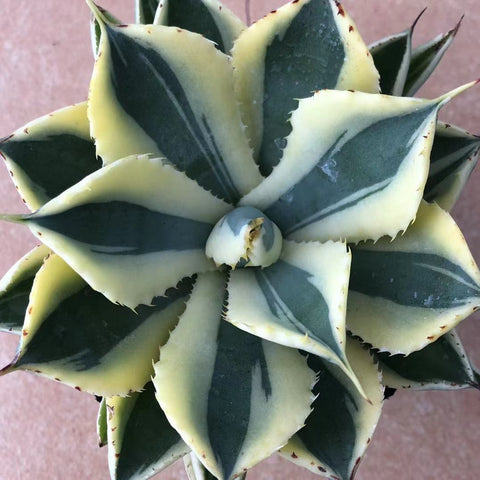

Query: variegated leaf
(369, 10), (422, 95)
(89, 4), (261, 203)
(240, 88), (468, 244)
(378, 329), (479, 391)
(227, 240), (364, 394)
(280, 337), (383, 480)
(2, 253), (192, 396)
(156, 0), (245, 54)
(154, 272), (315, 480)
(347, 201), (480, 354)
(232, 0), (379, 175)
(0, 103), (100, 211)
(0, 245), (50, 334)
(97, 397), (108, 448)
(107, 382), (189, 480)
(424, 122), (480, 211)
(12, 155), (229, 308)
(404, 18), (462, 96)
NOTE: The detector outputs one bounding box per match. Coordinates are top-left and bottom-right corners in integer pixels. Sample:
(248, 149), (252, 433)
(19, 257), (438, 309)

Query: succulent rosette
(0, 0), (479, 479)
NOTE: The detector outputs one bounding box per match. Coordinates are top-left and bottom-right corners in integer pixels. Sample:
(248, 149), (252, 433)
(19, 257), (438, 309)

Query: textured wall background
(0, 1), (478, 479)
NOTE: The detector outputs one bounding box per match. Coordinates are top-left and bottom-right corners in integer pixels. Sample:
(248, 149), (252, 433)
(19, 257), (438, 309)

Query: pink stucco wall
(0, 1), (478, 479)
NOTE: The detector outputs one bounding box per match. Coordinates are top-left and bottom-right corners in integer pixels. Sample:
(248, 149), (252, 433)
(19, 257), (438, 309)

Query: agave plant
(0, 0), (479, 479)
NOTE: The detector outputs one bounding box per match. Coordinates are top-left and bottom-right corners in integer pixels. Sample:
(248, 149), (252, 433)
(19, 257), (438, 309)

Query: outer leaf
(156, 0), (245, 53)
(378, 329), (479, 391)
(136, 0), (161, 24)
(0, 102), (100, 210)
(347, 202), (480, 354)
(89, 8), (261, 202)
(226, 240), (364, 394)
(280, 337), (383, 480)
(369, 27), (412, 96)
(424, 122), (480, 211)
(404, 19), (461, 96)
(232, 0), (379, 175)
(107, 382), (189, 480)
(241, 89), (444, 243)
(97, 398), (108, 448)
(2, 254), (191, 396)
(15, 156), (230, 309)
(0, 245), (50, 334)
(153, 272), (315, 480)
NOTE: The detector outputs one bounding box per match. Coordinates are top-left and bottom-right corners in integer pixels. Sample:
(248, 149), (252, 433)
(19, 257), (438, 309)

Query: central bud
(206, 207), (283, 269)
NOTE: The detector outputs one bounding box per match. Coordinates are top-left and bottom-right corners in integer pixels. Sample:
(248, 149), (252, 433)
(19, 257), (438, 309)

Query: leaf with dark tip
(424, 122), (480, 211)
(0, 245), (50, 334)
(403, 18), (462, 96)
(378, 329), (478, 390)
(107, 382), (189, 480)
(369, 10), (426, 96)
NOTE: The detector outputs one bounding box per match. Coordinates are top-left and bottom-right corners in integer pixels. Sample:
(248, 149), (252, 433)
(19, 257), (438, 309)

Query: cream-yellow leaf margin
(231, 0), (379, 157)
(88, 6), (261, 197)
(280, 338), (383, 480)
(154, 271), (315, 480)
(22, 156), (230, 309)
(347, 202), (480, 354)
(6, 254), (184, 396)
(241, 86), (474, 243)
(1, 102), (92, 211)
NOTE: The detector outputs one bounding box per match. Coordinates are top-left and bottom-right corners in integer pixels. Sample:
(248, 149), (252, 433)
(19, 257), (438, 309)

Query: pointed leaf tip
(0, 213), (25, 225)
(411, 7), (427, 31)
(86, 0), (108, 25)
(452, 15), (464, 36)
(436, 80), (479, 106)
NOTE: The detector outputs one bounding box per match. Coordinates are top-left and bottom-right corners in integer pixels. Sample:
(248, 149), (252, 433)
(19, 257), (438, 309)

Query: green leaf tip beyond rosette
(378, 328), (480, 391)
(370, 10), (463, 97)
